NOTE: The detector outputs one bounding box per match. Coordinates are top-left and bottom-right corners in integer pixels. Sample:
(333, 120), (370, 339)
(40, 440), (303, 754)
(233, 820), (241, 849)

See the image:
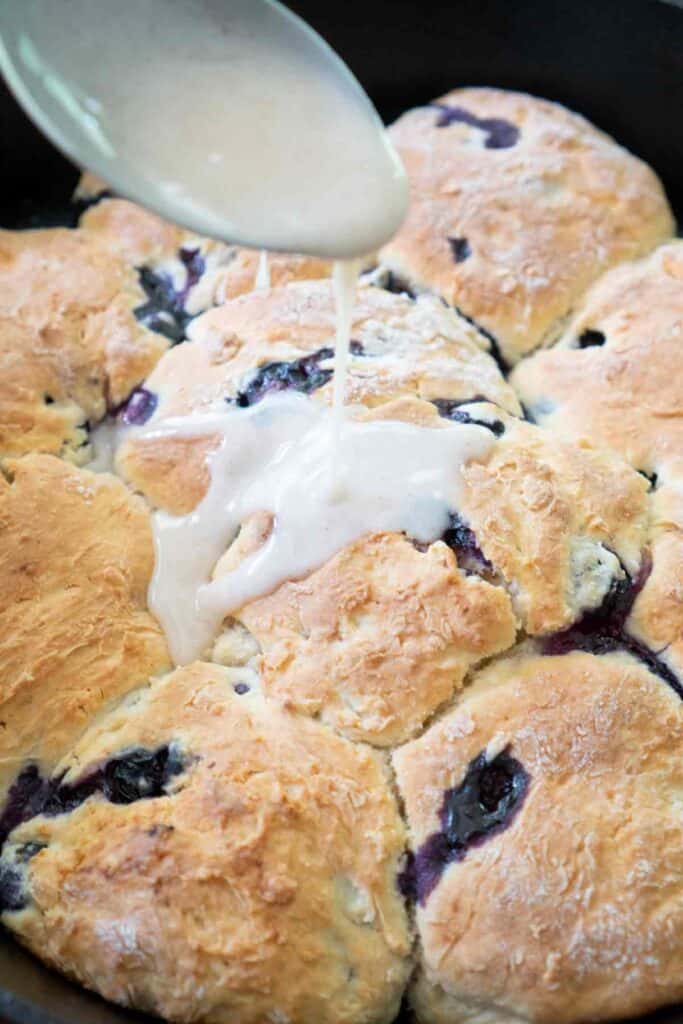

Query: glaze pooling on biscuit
(116, 282), (520, 515)
(399, 748), (529, 904)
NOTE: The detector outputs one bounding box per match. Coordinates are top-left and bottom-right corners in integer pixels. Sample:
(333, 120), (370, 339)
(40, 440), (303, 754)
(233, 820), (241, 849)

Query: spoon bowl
(0, 0), (407, 257)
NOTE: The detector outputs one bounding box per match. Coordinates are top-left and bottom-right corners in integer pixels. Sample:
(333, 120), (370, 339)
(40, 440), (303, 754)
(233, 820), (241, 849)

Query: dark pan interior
(0, 0), (681, 1021)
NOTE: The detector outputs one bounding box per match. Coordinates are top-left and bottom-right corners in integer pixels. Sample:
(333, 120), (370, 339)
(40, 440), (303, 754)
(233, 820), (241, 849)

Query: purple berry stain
(431, 104), (520, 149)
(399, 748), (529, 904)
(542, 556), (683, 698)
(118, 387), (158, 426)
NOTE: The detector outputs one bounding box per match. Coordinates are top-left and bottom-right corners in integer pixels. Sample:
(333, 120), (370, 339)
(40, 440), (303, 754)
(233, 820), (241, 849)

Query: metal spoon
(0, 0), (407, 257)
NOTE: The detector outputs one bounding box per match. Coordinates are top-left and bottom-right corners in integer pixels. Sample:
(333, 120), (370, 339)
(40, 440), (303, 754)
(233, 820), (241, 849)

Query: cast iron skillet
(0, 0), (681, 1021)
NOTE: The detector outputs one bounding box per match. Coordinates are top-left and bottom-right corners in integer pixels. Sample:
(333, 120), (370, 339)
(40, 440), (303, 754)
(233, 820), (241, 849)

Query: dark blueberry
(233, 683), (250, 695)
(102, 746), (184, 804)
(134, 266), (191, 345)
(42, 772), (99, 817)
(234, 346), (336, 407)
(400, 749), (529, 904)
(43, 746), (185, 816)
(577, 329), (606, 349)
(0, 766), (51, 847)
(433, 398), (504, 437)
(545, 556), (651, 649)
(378, 270), (418, 299)
(117, 387), (158, 426)
(431, 104), (520, 149)
(0, 863), (28, 913)
(442, 512), (493, 574)
(448, 237), (472, 264)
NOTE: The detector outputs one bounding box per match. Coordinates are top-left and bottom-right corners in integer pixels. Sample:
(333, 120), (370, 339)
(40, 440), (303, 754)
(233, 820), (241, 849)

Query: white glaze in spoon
(0, 0), (407, 258)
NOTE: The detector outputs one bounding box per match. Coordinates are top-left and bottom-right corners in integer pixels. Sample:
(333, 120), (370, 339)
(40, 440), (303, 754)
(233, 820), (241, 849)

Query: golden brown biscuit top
(393, 649), (683, 1024)
(511, 241), (683, 478)
(0, 454), (169, 799)
(381, 87), (674, 364)
(0, 227), (167, 462)
(2, 662), (410, 1024)
(459, 406), (649, 633)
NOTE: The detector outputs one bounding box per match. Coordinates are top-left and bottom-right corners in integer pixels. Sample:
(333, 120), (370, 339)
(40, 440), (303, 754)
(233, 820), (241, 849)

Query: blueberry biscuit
(381, 88), (674, 364)
(0, 662), (411, 1024)
(0, 227), (168, 462)
(511, 241), (683, 479)
(394, 648), (683, 1024)
(0, 454), (169, 799)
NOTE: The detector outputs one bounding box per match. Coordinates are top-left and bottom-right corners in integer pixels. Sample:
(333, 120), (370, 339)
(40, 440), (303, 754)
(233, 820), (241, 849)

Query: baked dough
(0, 88), (681, 1024)
(0, 662), (411, 1024)
(381, 88), (674, 364)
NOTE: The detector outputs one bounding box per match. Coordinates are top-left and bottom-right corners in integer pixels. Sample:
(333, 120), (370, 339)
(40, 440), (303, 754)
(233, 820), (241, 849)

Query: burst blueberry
(400, 748), (529, 904)
(542, 557), (683, 698)
(134, 245), (205, 345)
(442, 512), (493, 574)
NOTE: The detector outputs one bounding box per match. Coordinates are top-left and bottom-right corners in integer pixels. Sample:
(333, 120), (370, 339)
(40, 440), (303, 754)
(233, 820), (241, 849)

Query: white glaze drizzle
(255, 250), (270, 290)
(145, 392), (494, 665)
